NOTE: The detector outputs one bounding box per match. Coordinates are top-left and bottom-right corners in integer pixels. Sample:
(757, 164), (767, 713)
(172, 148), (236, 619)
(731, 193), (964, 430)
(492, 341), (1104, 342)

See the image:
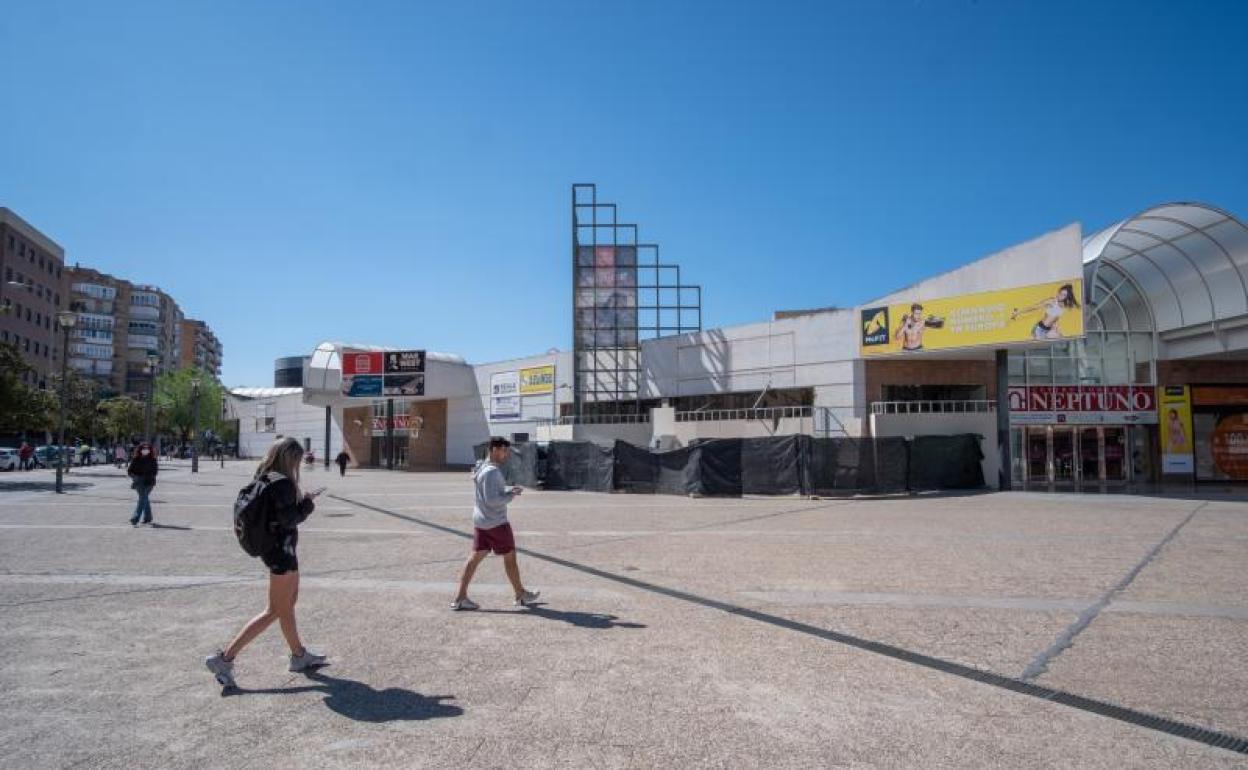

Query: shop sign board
(1159, 385), (1195, 474)
(490, 371), (521, 420)
(1008, 385), (1157, 425)
(519, 365), (556, 395)
(341, 349), (426, 397)
(369, 414), (424, 436)
(860, 279), (1084, 356)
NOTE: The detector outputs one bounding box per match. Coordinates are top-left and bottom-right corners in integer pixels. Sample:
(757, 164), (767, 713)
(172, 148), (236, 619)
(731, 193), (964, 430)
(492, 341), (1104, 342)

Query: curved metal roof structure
(229, 387), (304, 399)
(1083, 202), (1248, 355)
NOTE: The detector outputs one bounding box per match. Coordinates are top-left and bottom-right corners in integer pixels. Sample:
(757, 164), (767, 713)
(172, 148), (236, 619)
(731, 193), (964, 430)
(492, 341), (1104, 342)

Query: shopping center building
(230, 195), (1247, 490)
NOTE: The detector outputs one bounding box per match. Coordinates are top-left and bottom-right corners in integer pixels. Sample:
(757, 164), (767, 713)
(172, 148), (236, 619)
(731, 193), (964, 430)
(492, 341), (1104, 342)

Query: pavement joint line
(329, 492), (1248, 757)
(1019, 501), (1210, 682)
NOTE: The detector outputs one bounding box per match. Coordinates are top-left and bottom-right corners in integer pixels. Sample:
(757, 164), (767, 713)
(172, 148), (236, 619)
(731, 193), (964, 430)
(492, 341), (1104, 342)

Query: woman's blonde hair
(255, 437), (304, 489)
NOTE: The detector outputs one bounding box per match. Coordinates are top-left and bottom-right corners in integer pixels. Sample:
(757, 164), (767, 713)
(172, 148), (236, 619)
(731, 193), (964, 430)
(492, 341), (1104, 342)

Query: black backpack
(233, 475), (275, 557)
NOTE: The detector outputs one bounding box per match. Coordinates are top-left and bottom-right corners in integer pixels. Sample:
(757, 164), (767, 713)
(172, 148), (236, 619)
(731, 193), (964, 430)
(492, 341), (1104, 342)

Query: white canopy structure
(1084, 203), (1248, 359)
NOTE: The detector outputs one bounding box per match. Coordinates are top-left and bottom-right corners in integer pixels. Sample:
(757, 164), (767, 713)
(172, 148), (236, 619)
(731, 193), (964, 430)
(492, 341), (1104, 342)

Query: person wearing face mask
(127, 443), (159, 526)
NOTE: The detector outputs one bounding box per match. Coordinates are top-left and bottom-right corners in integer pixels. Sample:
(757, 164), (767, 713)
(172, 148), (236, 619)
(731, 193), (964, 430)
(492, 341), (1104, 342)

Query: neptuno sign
(1008, 385), (1157, 425)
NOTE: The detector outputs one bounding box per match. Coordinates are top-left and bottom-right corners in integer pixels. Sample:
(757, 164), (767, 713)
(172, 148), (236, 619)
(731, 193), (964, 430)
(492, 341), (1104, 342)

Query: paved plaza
(0, 461), (1246, 768)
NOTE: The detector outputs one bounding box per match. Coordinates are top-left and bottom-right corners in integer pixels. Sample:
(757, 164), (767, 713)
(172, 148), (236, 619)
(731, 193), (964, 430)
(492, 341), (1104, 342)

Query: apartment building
(65, 266), (189, 397)
(179, 318), (223, 376)
(0, 208), (67, 389)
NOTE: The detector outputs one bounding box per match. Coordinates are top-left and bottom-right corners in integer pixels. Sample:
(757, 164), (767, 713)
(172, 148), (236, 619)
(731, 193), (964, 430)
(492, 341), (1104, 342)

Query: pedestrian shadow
(479, 603), (646, 629)
(226, 669), (462, 723)
(147, 523), (192, 531)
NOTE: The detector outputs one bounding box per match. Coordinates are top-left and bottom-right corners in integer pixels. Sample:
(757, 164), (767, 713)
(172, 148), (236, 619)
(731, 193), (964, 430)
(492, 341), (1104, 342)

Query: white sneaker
(450, 597), (479, 611)
(514, 590), (540, 607)
(289, 648), (328, 672)
(204, 651), (236, 688)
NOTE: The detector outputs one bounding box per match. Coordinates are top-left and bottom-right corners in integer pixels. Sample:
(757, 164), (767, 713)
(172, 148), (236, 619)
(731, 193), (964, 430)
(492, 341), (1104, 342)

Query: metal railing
(676, 406), (813, 423)
(538, 413), (651, 426)
(870, 400), (996, 415)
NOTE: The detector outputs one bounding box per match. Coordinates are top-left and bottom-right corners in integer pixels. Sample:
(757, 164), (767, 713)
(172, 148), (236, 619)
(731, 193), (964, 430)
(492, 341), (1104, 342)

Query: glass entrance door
(1080, 428), (1100, 482)
(1027, 429), (1048, 483)
(1103, 427), (1127, 482)
(1053, 428), (1076, 483)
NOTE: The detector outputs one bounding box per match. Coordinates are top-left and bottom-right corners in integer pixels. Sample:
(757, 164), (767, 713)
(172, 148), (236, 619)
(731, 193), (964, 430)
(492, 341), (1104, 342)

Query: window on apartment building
(2, 331), (7, 341)
(4, 267), (10, 281)
(25, 308), (31, 322)
(24, 338), (30, 352)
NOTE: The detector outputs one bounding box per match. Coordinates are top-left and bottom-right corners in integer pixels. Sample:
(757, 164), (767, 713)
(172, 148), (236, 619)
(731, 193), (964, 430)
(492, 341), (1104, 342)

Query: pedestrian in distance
(114, 444), (127, 468)
(18, 442), (33, 471)
(335, 449), (350, 477)
(204, 437), (328, 689)
(451, 436), (539, 611)
(127, 443), (158, 526)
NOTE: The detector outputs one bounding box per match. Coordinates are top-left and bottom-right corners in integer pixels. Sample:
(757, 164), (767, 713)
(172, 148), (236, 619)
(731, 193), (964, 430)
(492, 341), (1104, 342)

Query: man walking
(335, 449), (350, 477)
(451, 437), (539, 610)
(18, 442), (33, 471)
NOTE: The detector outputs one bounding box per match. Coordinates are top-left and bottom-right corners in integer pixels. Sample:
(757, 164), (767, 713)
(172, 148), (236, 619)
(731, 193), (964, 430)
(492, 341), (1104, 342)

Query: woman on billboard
(1011, 283), (1080, 340)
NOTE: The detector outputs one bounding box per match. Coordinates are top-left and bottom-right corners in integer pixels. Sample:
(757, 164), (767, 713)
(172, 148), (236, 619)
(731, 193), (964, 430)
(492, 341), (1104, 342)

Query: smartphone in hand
(509, 485), (523, 496)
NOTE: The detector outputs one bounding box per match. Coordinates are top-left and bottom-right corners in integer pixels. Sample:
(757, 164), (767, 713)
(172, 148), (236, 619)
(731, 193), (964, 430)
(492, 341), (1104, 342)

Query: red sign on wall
(1008, 385), (1157, 425)
(343, 351), (384, 376)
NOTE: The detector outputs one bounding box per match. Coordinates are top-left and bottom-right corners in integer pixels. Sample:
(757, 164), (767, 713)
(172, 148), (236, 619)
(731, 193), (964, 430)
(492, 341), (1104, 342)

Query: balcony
(129, 305), (160, 321)
(870, 400), (996, 415)
(127, 334), (159, 350)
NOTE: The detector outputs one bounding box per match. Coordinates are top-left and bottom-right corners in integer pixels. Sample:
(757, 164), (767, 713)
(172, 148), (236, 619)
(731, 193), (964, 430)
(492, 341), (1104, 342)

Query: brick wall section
(864, 359), (998, 405)
(342, 406), (372, 466)
(405, 399), (447, 470)
(1156, 359), (1248, 386)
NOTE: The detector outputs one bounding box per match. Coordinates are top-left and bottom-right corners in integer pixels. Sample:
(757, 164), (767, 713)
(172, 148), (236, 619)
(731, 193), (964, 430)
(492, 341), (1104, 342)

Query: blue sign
(344, 375), (383, 397)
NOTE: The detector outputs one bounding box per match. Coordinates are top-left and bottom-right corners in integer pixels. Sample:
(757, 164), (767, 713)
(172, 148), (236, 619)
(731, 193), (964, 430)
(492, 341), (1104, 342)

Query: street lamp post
(143, 354), (159, 445)
(54, 311), (77, 494)
(191, 377), (200, 473)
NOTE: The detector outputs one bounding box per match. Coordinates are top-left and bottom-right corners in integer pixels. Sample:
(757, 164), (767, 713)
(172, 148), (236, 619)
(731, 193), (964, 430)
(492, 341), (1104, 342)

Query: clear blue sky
(2, 0), (1246, 386)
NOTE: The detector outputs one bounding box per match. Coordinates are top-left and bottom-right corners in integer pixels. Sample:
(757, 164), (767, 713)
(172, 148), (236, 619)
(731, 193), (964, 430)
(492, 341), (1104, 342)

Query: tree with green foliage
(99, 396), (145, 443)
(46, 371), (107, 443)
(153, 367), (226, 444)
(0, 341), (55, 435)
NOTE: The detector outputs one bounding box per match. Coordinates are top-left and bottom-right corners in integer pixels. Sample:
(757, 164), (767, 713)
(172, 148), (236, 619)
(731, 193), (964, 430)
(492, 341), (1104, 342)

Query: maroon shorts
(473, 523), (515, 555)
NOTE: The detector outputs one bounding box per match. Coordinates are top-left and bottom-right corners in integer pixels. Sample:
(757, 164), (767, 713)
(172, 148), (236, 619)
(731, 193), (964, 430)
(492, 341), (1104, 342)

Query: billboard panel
(342, 375), (383, 398)
(383, 373), (425, 397)
(490, 371), (521, 420)
(860, 279), (1084, 356)
(519, 365), (555, 395)
(384, 350), (426, 374)
(342, 350), (384, 376)
(1159, 386), (1194, 474)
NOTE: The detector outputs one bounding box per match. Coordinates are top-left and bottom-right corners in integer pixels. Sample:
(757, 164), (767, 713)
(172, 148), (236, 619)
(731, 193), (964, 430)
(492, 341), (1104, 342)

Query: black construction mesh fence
(479, 434), (984, 496)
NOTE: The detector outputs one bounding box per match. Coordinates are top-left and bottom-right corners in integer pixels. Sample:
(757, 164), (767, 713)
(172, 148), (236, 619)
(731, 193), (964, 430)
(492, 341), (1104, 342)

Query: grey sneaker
(514, 590), (540, 607)
(450, 597), (479, 611)
(289, 648), (328, 672)
(204, 651), (236, 688)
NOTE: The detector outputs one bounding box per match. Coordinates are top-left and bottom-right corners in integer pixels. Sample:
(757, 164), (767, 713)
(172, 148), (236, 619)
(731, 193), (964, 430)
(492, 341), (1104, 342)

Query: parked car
(0, 448), (18, 471)
(36, 446), (72, 467)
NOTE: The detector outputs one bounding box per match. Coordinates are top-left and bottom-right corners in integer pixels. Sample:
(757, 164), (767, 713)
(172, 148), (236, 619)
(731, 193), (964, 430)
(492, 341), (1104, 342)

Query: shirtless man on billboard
(894, 303), (926, 351)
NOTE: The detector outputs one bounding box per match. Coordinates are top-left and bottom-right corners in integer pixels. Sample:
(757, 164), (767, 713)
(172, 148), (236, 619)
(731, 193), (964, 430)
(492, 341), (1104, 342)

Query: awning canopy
(1084, 203), (1248, 356)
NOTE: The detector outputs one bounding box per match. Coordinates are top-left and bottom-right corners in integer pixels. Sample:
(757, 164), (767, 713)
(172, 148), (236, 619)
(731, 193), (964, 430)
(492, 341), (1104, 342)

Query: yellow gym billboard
(519, 365), (555, 395)
(859, 279), (1084, 356)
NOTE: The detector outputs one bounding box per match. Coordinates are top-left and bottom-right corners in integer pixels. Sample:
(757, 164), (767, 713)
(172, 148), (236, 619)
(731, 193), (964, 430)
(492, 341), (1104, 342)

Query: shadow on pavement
(0, 481), (91, 492)
(227, 669), (463, 723)
(147, 523), (193, 531)
(479, 603), (646, 629)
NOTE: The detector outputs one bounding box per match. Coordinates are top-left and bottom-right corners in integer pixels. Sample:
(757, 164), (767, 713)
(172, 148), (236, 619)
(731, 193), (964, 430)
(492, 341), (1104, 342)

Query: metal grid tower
(572, 184), (702, 415)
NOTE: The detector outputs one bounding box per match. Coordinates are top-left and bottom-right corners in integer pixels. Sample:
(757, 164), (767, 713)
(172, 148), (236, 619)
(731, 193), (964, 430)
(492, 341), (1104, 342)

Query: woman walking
(204, 437), (327, 688)
(127, 443), (158, 526)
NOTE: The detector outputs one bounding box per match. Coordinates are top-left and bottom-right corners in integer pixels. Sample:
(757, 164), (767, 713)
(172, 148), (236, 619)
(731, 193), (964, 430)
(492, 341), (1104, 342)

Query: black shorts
(261, 531), (299, 575)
